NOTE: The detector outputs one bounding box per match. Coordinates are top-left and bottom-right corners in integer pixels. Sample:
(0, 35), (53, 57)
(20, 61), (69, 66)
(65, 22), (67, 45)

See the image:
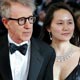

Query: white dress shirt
(8, 34), (31, 80)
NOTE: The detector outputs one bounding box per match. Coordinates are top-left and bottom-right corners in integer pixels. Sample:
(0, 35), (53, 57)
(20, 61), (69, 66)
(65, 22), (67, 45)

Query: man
(0, 0), (55, 80)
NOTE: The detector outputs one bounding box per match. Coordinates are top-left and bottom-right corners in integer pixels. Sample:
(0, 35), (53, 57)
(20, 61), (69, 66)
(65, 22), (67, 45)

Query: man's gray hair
(0, 0), (36, 18)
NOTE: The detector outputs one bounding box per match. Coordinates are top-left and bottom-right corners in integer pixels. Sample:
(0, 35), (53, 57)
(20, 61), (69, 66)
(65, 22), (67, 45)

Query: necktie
(9, 43), (28, 55)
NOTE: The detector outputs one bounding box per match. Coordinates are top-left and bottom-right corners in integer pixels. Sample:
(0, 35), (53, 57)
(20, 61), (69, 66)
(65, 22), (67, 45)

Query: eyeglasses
(7, 16), (36, 26)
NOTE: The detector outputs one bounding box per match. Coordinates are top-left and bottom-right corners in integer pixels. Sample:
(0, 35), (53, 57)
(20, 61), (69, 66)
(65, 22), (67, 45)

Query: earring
(49, 32), (52, 40)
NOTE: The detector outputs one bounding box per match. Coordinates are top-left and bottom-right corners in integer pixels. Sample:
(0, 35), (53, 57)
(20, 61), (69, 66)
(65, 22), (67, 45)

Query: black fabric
(65, 58), (80, 80)
(9, 43), (28, 55)
(0, 34), (56, 80)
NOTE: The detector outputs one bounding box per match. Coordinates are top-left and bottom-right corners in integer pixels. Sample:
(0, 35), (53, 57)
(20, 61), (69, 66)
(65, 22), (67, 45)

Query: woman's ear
(46, 27), (51, 32)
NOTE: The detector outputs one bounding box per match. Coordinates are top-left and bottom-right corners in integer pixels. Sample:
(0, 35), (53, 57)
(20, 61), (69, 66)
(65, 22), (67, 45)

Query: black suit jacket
(0, 34), (56, 80)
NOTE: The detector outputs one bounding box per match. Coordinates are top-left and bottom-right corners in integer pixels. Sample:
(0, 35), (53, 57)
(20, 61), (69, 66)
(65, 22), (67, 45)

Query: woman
(39, 2), (80, 80)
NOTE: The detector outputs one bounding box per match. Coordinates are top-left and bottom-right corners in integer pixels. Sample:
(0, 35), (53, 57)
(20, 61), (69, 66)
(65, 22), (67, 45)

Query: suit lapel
(28, 38), (44, 80)
(0, 34), (12, 80)
(0, 36), (44, 80)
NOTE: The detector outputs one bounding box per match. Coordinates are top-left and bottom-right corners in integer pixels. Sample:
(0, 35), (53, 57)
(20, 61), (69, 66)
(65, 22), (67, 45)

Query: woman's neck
(51, 40), (71, 56)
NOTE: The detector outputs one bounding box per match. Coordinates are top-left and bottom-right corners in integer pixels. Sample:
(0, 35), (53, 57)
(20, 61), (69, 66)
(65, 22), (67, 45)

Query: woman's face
(47, 9), (75, 42)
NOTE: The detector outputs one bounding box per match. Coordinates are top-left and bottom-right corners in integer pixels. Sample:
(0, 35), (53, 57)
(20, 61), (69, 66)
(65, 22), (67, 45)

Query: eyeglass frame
(7, 16), (36, 26)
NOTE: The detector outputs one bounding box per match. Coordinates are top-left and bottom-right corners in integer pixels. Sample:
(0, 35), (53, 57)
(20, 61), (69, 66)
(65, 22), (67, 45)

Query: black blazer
(0, 34), (56, 80)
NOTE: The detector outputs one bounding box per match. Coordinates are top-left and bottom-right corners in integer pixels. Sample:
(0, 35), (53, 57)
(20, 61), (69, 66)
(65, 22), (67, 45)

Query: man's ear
(2, 18), (9, 29)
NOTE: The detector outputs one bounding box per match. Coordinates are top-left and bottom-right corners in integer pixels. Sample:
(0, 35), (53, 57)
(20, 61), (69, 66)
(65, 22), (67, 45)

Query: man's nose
(24, 20), (31, 28)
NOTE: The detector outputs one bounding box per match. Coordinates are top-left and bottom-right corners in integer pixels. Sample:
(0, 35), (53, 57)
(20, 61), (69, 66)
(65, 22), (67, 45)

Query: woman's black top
(65, 58), (80, 80)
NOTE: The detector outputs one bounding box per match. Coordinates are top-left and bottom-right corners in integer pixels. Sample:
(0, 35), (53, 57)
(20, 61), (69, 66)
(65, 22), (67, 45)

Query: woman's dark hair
(39, 2), (80, 45)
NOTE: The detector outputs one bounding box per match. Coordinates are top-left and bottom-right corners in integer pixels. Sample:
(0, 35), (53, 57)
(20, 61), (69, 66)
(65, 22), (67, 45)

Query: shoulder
(0, 34), (8, 45)
(71, 44), (80, 57)
(31, 37), (56, 57)
(0, 33), (7, 40)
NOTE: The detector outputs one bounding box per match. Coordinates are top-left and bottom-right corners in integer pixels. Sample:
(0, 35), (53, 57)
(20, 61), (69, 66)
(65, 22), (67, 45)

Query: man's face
(4, 3), (34, 43)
